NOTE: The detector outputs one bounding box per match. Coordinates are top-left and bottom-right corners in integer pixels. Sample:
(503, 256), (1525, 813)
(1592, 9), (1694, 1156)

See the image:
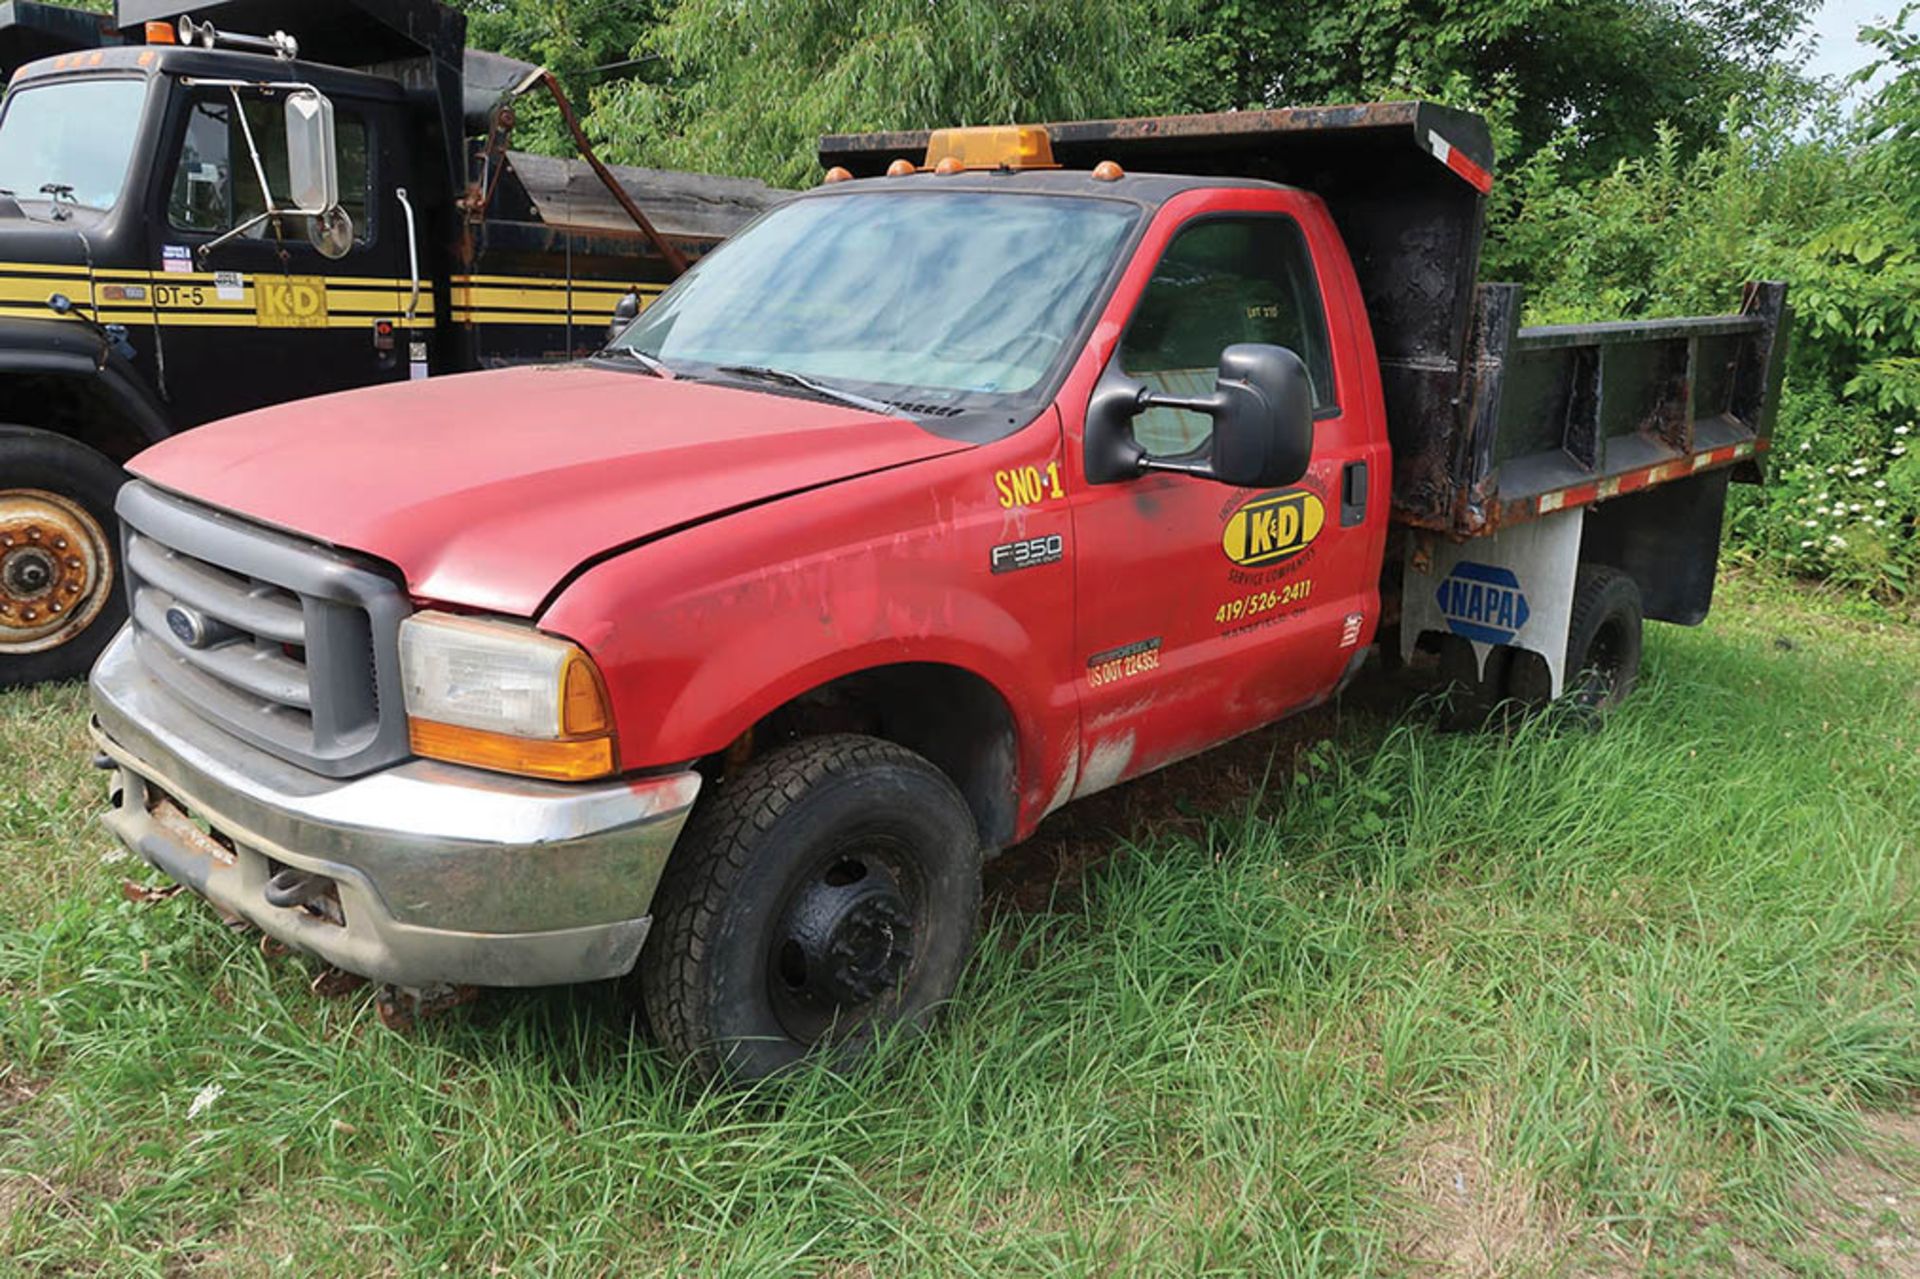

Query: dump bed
(821, 105), (1789, 540)
(0, 1), (117, 73)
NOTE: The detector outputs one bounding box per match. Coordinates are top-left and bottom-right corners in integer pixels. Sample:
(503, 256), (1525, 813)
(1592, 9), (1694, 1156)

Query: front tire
(640, 734), (982, 1083)
(0, 427), (127, 689)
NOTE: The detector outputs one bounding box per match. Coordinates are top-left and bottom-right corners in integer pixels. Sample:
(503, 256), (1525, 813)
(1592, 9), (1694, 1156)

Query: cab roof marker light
(144, 20), (178, 44)
(885, 158), (916, 177)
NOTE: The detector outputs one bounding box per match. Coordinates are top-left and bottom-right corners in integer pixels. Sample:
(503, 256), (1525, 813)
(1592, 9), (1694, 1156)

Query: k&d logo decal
(255, 276), (329, 329)
(1221, 488), (1325, 567)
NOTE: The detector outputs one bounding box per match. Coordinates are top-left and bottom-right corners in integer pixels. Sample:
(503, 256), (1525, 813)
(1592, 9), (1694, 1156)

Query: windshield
(611, 191), (1139, 407)
(0, 78), (148, 211)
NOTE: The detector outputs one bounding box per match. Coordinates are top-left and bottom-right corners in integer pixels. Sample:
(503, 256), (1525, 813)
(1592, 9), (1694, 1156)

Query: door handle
(1341, 461), (1369, 527)
(395, 186), (421, 325)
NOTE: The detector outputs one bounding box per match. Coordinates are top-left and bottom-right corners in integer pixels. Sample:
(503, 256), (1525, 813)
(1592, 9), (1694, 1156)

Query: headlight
(398, 611), (617, 781)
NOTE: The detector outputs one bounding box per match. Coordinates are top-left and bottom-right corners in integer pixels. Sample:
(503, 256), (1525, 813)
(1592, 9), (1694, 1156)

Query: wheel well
(0, 373), (150, 462)
(727, 663), (1019, 850)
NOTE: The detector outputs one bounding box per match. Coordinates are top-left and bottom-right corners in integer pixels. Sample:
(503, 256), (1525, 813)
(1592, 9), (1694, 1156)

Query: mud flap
(1400, 508), (1583, 698)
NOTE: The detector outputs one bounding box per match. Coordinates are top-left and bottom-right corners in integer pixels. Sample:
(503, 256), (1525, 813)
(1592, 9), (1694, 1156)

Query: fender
(0, 316), (173, 447)
(537, 420), (1086, 838)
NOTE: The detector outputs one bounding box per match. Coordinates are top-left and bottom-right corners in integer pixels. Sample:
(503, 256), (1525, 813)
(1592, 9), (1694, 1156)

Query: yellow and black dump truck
(0, 0), (781, 686)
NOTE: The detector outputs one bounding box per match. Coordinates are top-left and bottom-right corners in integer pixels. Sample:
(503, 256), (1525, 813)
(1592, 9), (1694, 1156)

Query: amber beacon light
(922, 125), (1059, 172)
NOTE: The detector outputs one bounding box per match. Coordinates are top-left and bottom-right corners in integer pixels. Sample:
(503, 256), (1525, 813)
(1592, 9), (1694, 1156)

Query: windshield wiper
(615, 346), (673, 377)
(716, 364), (895, 415)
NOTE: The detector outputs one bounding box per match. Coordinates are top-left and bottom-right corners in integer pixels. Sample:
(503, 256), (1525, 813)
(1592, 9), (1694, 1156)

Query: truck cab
(86, 110), (1786, 1081)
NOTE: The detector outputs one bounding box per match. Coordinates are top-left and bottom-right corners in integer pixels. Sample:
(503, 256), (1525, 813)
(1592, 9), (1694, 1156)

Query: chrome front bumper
(88, 627), (701, 988)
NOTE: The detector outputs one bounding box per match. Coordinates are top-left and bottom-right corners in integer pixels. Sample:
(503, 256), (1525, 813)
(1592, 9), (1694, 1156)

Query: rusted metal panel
(503, 152), (783, 243)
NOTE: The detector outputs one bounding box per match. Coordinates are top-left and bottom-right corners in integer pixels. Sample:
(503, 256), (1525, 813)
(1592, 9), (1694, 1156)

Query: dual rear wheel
(0, 427), (127, 689)
(1439, 563), (1645, 726)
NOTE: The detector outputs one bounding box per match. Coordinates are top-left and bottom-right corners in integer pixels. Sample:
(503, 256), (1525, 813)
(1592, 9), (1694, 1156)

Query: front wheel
(0, 428), (127, 689)
(640, 734), (982, 1083)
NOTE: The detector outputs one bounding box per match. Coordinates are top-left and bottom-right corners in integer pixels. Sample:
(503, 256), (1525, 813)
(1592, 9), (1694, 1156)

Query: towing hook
(263, 867), (333, 911)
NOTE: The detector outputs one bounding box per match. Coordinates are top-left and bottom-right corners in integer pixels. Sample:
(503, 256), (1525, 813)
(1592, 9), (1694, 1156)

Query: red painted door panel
(1062, 188), (1389, 799)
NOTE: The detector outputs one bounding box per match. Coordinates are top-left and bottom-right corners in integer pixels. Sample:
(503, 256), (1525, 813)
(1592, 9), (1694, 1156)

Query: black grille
(117, 482), (412, 778)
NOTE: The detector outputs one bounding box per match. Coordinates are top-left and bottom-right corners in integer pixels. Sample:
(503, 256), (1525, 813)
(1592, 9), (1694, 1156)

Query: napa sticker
(1221, 488), (1325, 567)
(1435, 562), (1531, 645)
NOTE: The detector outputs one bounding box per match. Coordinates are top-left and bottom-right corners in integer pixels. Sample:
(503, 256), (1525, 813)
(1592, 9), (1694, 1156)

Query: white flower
(1831, 536), (1849, 548)
(1800, 539), (1814, 548)
(1875, 479), (1888, 488)
(1897, 425), (1912, 435)
(1801, 440), (1813, 450)
(187, 1083), (224, 1120)
(1875, 498), (1888, 508)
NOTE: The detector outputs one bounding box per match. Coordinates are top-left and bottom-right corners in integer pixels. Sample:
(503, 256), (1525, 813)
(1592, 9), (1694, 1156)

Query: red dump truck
(87, 105), (1788, 1080)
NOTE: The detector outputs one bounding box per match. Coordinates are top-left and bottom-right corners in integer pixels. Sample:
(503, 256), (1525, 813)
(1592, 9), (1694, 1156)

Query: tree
(1146, 0), (1819, 178)
(447, 0), (667, 153)
(588, 0), (1169, 186)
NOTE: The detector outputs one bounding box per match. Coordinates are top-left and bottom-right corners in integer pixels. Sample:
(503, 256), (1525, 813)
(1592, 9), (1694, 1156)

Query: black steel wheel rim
(765, 833), (925, 1044)
(1576, 615), (1629, 706)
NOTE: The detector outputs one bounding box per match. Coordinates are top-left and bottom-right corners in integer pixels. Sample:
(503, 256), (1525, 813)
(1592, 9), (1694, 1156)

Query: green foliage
(1148, 0), (1818, 178)
(587, 0), (1170, 187)
(446, 0), (667, 153)
(1483, 12), (1920, 600)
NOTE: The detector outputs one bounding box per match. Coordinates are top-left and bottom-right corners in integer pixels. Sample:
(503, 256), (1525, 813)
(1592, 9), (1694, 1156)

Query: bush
(1483, 13), (1920, 601)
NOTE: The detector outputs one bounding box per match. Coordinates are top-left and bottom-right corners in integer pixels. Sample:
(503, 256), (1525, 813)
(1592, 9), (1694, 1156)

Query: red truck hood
(130, 364), (969, 616)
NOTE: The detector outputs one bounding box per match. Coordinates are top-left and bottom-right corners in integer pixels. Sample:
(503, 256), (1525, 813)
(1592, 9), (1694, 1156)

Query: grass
(1, 568), (1916, 1275)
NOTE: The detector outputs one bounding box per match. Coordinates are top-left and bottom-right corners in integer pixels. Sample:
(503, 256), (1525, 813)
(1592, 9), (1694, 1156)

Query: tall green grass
(1, 571), (1915, 1275)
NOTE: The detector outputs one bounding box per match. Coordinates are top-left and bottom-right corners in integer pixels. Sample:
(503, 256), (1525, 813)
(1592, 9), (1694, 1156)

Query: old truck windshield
(614, 191), (1138, 404)
(0, 78), (149, 211)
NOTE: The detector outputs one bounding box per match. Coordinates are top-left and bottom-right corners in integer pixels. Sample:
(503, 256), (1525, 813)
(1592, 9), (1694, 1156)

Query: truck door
(1067, 196), (1385, 797)
(146, 86), (413, 427)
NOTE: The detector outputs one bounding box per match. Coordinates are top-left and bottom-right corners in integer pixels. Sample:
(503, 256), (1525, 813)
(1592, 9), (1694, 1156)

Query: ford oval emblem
(164, 605), (203, 647)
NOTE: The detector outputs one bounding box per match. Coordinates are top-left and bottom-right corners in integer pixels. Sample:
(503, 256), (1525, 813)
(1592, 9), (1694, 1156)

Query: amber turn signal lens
(409, 718), (618, 782)
(144, 20), (177, 43)
(560, 650), (613, 737)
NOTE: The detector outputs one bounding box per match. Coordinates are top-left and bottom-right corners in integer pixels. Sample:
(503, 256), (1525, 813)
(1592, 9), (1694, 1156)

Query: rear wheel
(1563, 565), (1643, 715)
(640, 734), (981, 1083)
(1435, 634), (1512, 731)
(0, 428), (127, 688)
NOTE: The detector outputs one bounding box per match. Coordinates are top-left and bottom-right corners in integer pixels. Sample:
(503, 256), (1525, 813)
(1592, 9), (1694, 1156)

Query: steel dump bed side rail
(822, 104), (1789, 540)
(1452, 282), (1788, 537)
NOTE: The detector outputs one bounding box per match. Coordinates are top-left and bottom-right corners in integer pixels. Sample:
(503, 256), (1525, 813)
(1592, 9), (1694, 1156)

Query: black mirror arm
(1130, 387), (1232, 477)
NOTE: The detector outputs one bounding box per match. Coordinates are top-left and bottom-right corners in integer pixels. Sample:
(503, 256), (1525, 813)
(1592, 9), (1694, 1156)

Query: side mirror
(1085, 343), (1315, 488)
(608, 291), (641, 345)
(284, 89), (339, 215)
